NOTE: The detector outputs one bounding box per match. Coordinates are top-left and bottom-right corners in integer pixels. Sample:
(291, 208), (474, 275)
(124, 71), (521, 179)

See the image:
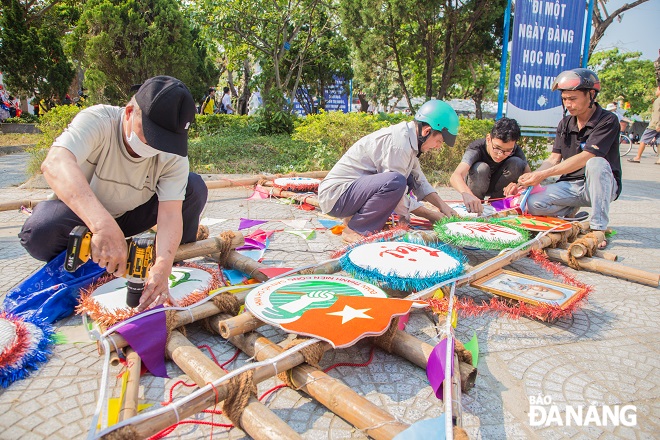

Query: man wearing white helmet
(519, 68), (621, 247)
(318, 100), (459, 243)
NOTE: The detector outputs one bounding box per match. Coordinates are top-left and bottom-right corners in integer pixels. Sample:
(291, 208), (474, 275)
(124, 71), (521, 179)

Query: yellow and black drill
(65, 225), (156, 308)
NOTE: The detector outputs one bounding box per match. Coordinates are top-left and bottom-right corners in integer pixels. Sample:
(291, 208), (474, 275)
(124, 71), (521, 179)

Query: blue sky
(591, 0), (659, 61)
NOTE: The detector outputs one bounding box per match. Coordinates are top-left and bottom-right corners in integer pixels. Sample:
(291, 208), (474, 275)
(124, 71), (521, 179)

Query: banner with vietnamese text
(506, 0), (587, 128)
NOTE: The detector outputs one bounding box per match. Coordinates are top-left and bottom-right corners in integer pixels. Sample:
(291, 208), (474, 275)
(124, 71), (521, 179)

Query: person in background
(200, 88), (216, 115)
(449, 117), (530, 214)
(628, 86), (660, 164)
(221, 87), (235, 114)
(318, 99), (459, 243)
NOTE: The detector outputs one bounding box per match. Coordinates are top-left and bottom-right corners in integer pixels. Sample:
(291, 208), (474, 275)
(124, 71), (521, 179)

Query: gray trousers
(328, 172), (407, 235)
(526, 157), (618, 230)
(467, 156), (526, 199)
(19, 173), (208, 262)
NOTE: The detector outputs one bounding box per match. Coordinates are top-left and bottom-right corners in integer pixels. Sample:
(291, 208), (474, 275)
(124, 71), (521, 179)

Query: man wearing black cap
(19, 76), (208, 310)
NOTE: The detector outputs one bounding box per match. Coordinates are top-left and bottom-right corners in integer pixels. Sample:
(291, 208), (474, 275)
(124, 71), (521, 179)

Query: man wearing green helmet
(318, 99), (459, 243)
(518, 68), (621, 248)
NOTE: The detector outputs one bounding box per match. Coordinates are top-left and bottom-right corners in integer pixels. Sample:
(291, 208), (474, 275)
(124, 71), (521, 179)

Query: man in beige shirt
(19, 76), (207, 311)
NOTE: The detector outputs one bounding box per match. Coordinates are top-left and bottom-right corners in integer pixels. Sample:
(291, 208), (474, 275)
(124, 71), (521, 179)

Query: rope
(196, 224), (210, 241)
(210, 293), (241, 316)
(215, 231), (236, 268)
(276, 338), (325, 388)
(222, 369), (256, 427)
(372, 318), (399, 353)
(566, 231), (602, 268)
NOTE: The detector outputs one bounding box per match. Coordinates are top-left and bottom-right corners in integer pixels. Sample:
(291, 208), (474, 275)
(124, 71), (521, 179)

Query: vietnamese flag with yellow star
(280, 295), (419, 348)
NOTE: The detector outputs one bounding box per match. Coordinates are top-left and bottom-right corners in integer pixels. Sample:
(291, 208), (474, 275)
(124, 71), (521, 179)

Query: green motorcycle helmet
(414, 99), (459, 147)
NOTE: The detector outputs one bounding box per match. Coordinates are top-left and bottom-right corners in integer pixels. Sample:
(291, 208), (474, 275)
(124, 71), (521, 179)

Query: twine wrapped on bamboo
(205, 317), (410, 440)
(102, 332), (328, 438)
(166, 330), (301, 440)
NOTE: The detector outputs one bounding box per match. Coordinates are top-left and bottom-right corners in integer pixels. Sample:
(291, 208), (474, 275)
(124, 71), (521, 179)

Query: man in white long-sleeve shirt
(318, 100), (459, 243)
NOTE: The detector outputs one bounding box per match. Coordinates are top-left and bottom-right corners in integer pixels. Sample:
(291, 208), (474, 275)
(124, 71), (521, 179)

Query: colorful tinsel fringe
(433, 216), (530, 251)
(76, 263), (221, 328)
(428, 249), (592, 321)
(0, 312), (55, 388)
(340, 235), (467, 292)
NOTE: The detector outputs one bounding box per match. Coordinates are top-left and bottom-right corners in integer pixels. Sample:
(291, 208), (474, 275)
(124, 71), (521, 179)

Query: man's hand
(138, 262), (178, 312)
(503, 182), (522, 197)
(90, 220), (128, 276)
(461, 192), (483, 214)
(518, 171), (546, 188)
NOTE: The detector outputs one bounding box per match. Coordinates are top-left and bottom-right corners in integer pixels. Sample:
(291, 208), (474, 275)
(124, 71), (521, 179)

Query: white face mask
(126, 113), (160, 158)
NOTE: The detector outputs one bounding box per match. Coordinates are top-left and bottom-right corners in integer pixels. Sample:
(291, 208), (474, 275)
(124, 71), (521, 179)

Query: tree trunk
(474, 91), (483, 119)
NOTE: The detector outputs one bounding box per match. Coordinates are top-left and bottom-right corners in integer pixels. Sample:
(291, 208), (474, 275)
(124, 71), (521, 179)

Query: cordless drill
(65, 226), (156, 308)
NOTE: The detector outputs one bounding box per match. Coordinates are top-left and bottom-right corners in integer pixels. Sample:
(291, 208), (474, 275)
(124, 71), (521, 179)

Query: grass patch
(0, 133), (41, 147)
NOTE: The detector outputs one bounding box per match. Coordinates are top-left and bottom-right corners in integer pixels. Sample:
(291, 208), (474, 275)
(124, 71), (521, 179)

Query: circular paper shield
(435, 220), (529, 250)
(245, 274), (420, 348)
(341, 241), (464, 291)
(448, 203), (497, 218)
(90, 267), (212, 312)
(273, 177), (321, 192)
(500, 215), (573, 232)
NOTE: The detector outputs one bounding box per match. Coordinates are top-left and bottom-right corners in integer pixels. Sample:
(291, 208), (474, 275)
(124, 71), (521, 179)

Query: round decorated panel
(245, 274), (420, 348)
(90, 267), (212, 312)
(273, 177), (321, 192)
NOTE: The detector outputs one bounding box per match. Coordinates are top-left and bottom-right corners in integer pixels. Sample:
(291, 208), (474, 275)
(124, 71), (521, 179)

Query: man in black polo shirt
(519, 68), (621, 246)
(450, 117), (530, 214)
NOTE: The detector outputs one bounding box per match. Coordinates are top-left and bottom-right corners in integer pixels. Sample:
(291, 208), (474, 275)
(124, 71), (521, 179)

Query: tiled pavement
(0, 150), (658, 439)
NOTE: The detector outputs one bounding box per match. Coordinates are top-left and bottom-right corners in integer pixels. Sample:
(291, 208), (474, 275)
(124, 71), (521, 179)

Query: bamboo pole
(219, 311), (265, 339)
(545, 248), (660, 287)
(223, 251), (270, 281)
(216, 258), (343, 338)
(372, 328), (477, 393)
(209, 323), (409, 440)
(0, 198), (45, 212)
(266, 187), (319, 207)
(102, 290), (251, 353)
(174, 232), (244, 261)
(205, 171), (328, 190)
(103, 255), (342, 353)
(102, 338), (330, 438)
(120, 348), (142, 421)
(166, 331), (302, 440)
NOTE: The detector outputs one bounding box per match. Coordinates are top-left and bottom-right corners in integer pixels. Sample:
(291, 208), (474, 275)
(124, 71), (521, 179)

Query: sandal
(627, 158), (640, 163)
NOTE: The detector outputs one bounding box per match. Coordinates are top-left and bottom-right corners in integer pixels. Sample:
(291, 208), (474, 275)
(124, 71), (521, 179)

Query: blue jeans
(526, 157), (618, 230)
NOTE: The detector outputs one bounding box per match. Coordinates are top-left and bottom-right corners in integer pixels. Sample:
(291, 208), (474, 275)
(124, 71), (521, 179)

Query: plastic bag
(3, 251), (106, 323)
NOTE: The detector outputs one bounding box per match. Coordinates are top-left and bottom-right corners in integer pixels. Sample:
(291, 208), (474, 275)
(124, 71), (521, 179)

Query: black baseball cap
(133, 76), (196, 157)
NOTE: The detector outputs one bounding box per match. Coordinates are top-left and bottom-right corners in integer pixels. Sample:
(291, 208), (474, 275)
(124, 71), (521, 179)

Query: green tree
(340, 0), (505, 112)
(68, 0), (218, 105)
(0, 0), (77, 108)
(195, 0), (335, 112)
(588, 49), (655, 117)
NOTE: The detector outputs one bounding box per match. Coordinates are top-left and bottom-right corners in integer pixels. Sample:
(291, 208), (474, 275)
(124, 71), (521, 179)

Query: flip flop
(627, 158), (640, 163)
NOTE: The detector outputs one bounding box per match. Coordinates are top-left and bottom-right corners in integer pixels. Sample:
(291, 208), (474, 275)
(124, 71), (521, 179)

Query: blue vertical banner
(506, 0), (586, 128)
(293, 76), (348, 116)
